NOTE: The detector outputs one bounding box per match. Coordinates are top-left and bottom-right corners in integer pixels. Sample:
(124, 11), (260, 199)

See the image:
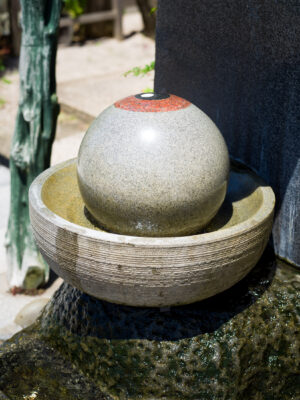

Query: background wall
(154, 0), (300, 266)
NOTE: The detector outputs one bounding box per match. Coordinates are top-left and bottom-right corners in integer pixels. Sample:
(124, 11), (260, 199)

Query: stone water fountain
(30, 93), (274, 307)
(0, 94), (298, 400)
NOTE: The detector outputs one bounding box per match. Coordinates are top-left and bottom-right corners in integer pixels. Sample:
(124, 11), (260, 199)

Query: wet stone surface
(0, 248), (299, 399)
(0, 334), (110, 400)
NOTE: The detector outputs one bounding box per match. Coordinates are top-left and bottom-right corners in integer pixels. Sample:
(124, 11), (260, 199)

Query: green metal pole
(6, 0), (61, 289)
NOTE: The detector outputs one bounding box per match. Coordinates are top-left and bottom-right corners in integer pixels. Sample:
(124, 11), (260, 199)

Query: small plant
(124, 61), (155, 77)
(2, 77), (11, 84)
(63, 0), (86, 18)
(0, 58), (5, 72)
(142, 87), (154, 93)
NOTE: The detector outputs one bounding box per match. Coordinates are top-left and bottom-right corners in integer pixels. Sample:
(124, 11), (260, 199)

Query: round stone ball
(77, 93), (230, 237)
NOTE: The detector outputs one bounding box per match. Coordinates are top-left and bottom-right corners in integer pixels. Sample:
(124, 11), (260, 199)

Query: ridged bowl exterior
(29, 159), (275, 307)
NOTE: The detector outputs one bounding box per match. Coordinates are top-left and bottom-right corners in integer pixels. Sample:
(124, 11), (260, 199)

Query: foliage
(2, 77), (12, 84)
(142, 87), (154, 93)
(63, 0), (86, 18)
(0, 59), (4, 72)
(124, 61), (155, 77)
(150, 7), (157, 15)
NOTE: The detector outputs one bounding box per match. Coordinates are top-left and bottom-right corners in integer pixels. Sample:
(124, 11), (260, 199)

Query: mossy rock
(0, 335), (109, 400)
(0, 248), (299, 399)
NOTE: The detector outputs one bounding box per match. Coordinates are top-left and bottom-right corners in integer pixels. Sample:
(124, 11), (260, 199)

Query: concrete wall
(154, 0), (300, 266)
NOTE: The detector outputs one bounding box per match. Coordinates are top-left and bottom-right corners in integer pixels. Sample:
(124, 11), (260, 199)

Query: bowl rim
(29, 158), (275, 248)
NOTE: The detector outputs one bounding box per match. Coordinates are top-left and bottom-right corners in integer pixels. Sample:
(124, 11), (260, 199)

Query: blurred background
(0, 0), (156, 164)
(0, 0), (156, 341)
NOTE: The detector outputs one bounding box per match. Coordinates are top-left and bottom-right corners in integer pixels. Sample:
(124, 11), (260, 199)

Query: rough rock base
(0, 248), (299, 399)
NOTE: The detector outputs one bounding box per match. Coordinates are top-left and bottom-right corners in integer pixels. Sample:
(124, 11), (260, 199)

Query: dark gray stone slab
(154, 0), (300, 266)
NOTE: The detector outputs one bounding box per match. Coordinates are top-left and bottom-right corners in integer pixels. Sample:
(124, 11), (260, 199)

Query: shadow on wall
(154, 0), (300, 266)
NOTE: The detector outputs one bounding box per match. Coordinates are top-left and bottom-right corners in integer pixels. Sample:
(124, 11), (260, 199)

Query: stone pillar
(154, 0), (300, 266)
(6, 0), (61, 289)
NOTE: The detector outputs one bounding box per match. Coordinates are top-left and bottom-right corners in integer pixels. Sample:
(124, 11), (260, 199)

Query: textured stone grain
(0, 334), (110, 399)
(114, 93), (191, 112)
(77, 98), (230, 236)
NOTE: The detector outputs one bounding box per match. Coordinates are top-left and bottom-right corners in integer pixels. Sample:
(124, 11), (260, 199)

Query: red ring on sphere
(114, 94), (191, 112)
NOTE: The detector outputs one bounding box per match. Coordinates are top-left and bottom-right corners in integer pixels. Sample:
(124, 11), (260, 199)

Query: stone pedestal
(154, 0), (300, 267)
(0, 249), (299, 399)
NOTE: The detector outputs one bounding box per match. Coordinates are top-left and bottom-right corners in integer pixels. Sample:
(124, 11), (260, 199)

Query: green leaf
(150, 7), (157, 15)
(2, 77), (12, 84)
(124, 61), (155, 77)
(0, 59), (5, 72)
(142, 87), (154, 93)
(63, 0), (86, 18)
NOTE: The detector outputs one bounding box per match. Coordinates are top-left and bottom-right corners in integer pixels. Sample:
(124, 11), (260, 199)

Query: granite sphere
(77, 93), (230, 236)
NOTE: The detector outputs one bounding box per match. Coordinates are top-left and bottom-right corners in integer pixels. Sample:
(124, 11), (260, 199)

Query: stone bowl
(29, 159), (275, 307)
